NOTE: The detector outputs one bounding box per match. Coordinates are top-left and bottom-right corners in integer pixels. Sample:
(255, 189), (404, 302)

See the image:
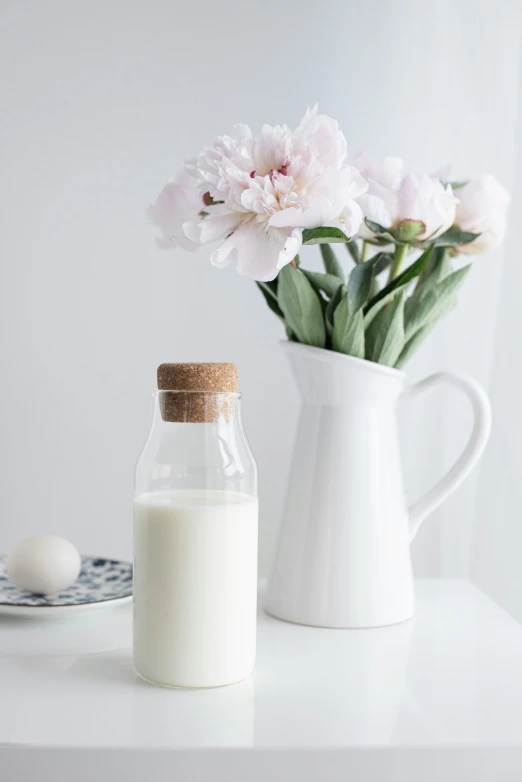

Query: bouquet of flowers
(148, 107), (510, 368)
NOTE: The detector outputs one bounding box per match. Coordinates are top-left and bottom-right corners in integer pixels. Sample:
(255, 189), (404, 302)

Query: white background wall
(1, 0), (521, 590)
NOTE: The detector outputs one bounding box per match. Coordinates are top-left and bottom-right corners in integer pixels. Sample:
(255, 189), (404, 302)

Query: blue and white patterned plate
(0, 556), (132, 617)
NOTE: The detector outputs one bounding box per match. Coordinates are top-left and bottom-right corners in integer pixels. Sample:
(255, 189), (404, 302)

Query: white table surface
(2, 579), (522, 781)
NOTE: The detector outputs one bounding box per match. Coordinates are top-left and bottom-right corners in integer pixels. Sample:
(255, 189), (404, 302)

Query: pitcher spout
(282, 341), (406, 407)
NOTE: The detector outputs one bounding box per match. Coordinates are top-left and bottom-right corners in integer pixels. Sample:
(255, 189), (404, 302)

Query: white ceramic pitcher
(265, 342), (492, 629)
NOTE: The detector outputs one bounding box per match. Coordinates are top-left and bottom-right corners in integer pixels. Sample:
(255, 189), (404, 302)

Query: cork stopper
(157, 363), (238, 423)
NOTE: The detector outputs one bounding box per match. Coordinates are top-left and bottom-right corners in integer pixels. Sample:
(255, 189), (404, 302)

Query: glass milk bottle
(133, 363), (258, 688)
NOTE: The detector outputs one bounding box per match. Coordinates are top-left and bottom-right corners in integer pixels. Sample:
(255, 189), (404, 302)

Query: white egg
(7, 536), (82, 595)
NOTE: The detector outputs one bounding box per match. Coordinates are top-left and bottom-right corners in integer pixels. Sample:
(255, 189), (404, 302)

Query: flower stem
(388, 243), (409, 283)
(361, 242), (370, 263)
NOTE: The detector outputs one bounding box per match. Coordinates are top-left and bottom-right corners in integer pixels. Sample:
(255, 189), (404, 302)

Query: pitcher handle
(403, 372), (492, 541)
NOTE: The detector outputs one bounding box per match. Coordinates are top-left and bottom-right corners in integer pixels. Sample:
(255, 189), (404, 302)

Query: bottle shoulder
(135, 421), (257, 497)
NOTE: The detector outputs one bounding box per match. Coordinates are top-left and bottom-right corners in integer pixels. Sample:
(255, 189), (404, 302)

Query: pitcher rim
(281, 341), (406, 380)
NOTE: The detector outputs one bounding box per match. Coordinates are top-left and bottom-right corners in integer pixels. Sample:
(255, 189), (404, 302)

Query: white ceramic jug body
(265, 343), (491, 629)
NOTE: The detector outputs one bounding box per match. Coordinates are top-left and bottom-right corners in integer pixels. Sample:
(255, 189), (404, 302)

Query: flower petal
(455, 174), (510, 253)
(397, 174), (458, 238)
(351, 151), (404, 191)
(198, 208), (241, 243)
(147, 171), (203, 251)
(332, 200), (364, 239)
(210, 222), (301, 281)
(276, 229), (303, 270)
(292, 105), (347, 168)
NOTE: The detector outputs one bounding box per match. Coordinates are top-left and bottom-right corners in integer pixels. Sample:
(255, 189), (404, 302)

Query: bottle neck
(156, 390), (238, 424)
(135, 391), (257, 498)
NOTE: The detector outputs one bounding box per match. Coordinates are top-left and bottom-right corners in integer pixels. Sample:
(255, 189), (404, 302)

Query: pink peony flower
(149, 107), (367, 281)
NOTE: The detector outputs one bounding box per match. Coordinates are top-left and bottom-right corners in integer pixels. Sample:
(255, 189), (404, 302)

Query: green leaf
(367, 236), (397, 247)
(395, 265), (470, 368)
(404, 290), (448, 342)
(369, 277), (381, 299)
(347, 257), (375, 315)
(432, 228), (480, 247)
(415, 246), (451, 296)
(364, 247), (433, 314)
(277, 264), (326, 348)
(363, 280), (412, 329)
(346, 252), (395, 316)
(325, 283), (345, 334)
(345, 240), (360, 264)
(395, 296), (459, 368)
(364, 218), (387, 235)
(302, 227), (350, 245)
(302, 270), (342, 298)
(436, 252), (453, 282)
(364, 218), (395, 243)
(365, 292), (405, 366)
(372, 252), (393, 275)
(256, 281), (285, 322)
(404, 265), (471, 340)
(394, 325), (432, 369)
(320, 244), (344, 280)
(390, 219), (426, 243)
(332, 298), (365, 358)
(256, 279), (278, 303)
(441, 180), (468, 190)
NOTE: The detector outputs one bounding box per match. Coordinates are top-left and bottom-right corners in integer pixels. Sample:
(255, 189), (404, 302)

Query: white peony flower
(454, 174), (510, 254)
(359, 173), (458, 241)
(351, 150), (404, 191)
(147, 170), (204, 251)
(152, 107), (367, 281)
(351, 152), (403, 241)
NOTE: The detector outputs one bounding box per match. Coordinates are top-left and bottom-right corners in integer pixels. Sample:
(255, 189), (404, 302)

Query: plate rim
(0, 554), (133, 608)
